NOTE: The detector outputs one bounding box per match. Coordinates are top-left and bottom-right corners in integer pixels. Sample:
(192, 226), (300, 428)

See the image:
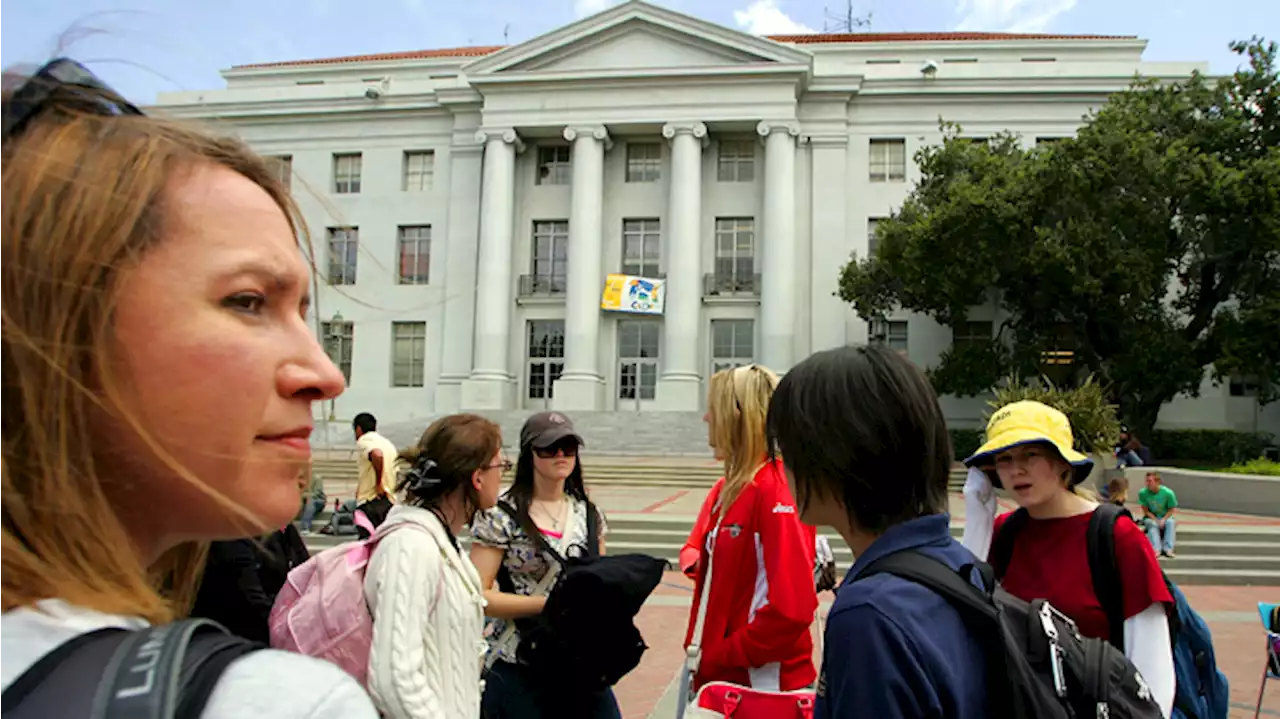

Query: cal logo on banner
(600, 274), (665, 315)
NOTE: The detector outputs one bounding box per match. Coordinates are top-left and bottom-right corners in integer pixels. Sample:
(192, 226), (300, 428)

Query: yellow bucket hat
(963, 400), (1094, 487)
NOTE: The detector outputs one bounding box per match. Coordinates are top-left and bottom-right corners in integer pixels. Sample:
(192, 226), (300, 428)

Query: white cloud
(954, 0), (1077, 33)
(733, 0), (816, 35)
(574, 0), (615, 18)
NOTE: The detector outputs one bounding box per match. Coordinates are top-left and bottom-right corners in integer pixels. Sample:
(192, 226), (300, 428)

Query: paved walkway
(620, 575), (1280, 719)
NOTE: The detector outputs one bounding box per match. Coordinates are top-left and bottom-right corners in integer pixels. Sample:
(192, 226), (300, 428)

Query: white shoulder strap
(686, 516), (721, 675)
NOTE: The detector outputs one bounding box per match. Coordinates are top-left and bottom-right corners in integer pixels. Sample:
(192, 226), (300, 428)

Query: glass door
(617, 320), (659, 412)
(525, 320), (564, 410)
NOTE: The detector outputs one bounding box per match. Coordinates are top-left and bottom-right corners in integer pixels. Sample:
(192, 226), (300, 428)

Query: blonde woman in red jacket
(681, 364), (819, 693)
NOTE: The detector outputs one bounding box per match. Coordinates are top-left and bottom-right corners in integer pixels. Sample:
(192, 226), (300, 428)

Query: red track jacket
(681, 460), (818, 692)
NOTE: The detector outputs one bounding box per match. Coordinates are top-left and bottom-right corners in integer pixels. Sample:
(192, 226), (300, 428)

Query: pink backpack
(269, 512), (429, 685)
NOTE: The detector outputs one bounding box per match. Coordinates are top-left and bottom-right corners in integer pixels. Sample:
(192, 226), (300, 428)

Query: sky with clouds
(2, 0), (1276, 103)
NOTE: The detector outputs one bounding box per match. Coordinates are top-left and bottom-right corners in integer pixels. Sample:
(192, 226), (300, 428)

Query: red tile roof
(232, 32), (1136, 70)
(770, 31), (1135, 44)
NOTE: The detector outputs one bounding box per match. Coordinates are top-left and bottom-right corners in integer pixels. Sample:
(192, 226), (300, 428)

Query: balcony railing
(703, 272), (761, 298)
(519, 274), (567, 297)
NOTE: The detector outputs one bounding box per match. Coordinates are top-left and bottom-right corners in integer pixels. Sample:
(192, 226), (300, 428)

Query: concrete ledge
(1120, 467), (1280, 517)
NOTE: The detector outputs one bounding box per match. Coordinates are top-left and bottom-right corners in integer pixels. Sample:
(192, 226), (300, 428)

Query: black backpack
(1, 618), (261, 719)
(992, 503), (1229, 719)
(862, 551), (1163, 719)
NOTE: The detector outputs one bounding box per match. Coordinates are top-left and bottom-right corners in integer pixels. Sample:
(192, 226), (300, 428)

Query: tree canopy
(839, 38), (1280, 436)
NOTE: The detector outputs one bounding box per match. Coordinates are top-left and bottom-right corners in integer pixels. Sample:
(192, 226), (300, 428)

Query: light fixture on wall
(870, 316), (889, 343)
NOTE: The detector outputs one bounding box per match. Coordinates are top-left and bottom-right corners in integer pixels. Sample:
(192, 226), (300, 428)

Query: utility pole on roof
(822, 0), (872, 32)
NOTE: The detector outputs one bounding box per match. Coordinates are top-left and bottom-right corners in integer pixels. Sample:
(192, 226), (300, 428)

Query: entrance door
(525, 319), (564, 410)
(617, 320), (659, 412)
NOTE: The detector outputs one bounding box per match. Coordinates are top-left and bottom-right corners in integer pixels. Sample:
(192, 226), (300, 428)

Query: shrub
(1220, 458), (1280, 476)
(989, 375), (1120, 457)
(950, 428), (983, 461)
(1148, 429), (1275, 464)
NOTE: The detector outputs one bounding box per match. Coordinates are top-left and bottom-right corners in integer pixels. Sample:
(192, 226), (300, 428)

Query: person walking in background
(766, 346), (989, 719)
(364, 414), (506, 718)
(192, 525), (310, 643)
(1, 58), (375, 716)
(354, 412), (399, 536)
(1139, 471), (1178, 558)
(682, 365), (818, 696)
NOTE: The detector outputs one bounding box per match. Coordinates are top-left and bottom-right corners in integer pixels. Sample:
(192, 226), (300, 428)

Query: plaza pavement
(310, 472), (1280, 717)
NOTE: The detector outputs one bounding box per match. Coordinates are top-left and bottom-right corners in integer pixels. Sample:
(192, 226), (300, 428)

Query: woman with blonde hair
(679, 365), (818, 694)
(1, 59), (375, 717)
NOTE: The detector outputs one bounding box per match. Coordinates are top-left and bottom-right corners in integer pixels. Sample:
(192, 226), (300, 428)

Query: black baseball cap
(520, 411), (585, 450)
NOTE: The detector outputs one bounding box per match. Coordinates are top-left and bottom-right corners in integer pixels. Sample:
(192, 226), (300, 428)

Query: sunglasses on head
(2, 58), (142, 142)
(533, 441), (579, 459)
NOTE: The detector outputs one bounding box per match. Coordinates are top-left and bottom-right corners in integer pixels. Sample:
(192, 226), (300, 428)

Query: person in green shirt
(1138, 471), (1178, 557)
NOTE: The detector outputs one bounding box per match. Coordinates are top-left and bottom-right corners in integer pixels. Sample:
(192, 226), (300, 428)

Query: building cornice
(466, 62), (808, 89)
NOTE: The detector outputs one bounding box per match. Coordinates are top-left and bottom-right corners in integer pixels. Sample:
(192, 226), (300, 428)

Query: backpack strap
(1, 619), (260, 719)
(1085, 503), (1129, 652)
(989, 508), (1030, 580)
(585, 500), (601, 559)
(859, 551), (1000, 624)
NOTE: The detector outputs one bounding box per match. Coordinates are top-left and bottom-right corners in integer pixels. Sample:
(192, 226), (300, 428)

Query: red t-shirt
(991, 509), (1172, 641)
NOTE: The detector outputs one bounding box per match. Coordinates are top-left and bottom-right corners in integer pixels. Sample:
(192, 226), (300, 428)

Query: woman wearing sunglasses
(1, 60), (375, 717)
(470, 411), (618, 718)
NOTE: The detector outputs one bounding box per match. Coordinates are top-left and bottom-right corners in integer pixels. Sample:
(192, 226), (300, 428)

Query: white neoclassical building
(155, 0), (1278, 435)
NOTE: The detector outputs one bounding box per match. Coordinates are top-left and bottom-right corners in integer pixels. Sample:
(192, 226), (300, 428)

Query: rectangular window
(870, 320), (909, 353)
(391, 322), (427, 387)
(327, 227), (358, 285)
(320, 321), (353, 385)
(869, 139), (906, 182)
(269, 155), (292, 190)
(625, 142), (661, 183)
(867, 218), (885, 257)
(396, 225), (431, 285)
(717, 140), (755, 182)
(711, 320), (754, 374)
(714, 218), (755, 285)
(531, 220), (569, 292)
(332, 153), (362, 194)
(402, 151), (434, 191)
(952, 321), (993, 350)
(536, 146), (571, 185)
(621, 219), (661, 276)
(527, 320), (565, 401)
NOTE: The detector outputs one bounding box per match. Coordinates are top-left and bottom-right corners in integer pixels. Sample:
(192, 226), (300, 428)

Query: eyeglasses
(485, 460), (514, 473)
(533, 443), (579, 459)
(2, 58), (142, 142)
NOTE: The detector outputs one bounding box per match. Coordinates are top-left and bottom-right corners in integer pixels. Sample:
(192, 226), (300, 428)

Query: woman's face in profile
(102, 164), (344, 547)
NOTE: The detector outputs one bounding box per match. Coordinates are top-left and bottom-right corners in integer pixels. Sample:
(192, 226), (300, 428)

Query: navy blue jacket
(815, 514), (989, 719)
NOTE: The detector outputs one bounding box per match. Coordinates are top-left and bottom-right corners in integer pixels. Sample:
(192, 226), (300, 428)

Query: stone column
(808, 134), (851, 352)
(758, 121), (800, 374)
(655, 121), (707, 411)
(552, 125), (610, 411)
(435, 124), (484, 413)
(461, 128), (522, 410)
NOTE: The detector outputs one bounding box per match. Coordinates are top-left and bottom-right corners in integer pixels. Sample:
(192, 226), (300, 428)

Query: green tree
(840, 38), (1280, 437)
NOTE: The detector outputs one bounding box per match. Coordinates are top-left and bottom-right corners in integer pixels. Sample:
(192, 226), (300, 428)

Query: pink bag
(269, 512), (421, 685)
(690, 682), (815, 719)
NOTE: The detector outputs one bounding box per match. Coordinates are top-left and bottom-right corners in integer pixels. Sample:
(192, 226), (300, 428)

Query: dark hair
(766, 344), (952, 534)
(352, 412), (377, 434)
(397, 414), (501, 523)
(502, 440), (593, 550)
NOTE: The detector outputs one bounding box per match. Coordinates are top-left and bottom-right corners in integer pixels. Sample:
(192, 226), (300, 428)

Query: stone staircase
(301, 511), (1280, 586)
(315, 411), (716, 456)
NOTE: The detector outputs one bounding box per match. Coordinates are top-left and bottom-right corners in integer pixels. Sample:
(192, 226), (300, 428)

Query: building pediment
(464, 0), (811, 80)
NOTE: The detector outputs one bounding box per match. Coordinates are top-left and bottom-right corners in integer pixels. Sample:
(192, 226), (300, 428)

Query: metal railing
(702, 272), (761, 297)
(519, 274), (567, 296)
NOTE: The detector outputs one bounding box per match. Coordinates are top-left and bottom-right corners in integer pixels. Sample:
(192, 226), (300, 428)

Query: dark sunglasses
(533, 441), (579, 459)
(2, 58), (142, 141)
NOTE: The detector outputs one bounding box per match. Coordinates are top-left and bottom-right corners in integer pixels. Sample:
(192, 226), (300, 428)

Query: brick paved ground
(618, 574), (1280, 719)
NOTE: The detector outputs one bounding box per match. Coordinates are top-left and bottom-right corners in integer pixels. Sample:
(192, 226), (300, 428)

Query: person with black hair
(765, 345), (990, 719)
(470, 411), (619, 718)
(353, 411), (398, 536)
(362, 414), (506, 718)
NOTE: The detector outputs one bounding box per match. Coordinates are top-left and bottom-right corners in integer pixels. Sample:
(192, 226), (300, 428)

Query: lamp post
(869, 316), (888, 344)
(326, 311), (344, 424)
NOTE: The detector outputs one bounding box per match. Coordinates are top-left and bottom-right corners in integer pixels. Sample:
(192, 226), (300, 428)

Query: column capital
(662, 121), (709, 147)
(563, 125), (612, 150)
(474, 127), (525, 153)
(756, 121), (801, 140)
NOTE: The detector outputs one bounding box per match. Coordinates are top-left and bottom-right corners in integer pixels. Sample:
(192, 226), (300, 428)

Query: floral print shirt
(470, 496), (607, 664)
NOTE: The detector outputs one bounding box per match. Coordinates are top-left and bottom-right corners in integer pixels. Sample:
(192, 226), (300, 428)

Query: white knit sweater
(365, 505), (488, 719)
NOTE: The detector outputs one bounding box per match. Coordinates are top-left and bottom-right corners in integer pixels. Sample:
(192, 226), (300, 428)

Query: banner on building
(600, 274), (665, 315)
